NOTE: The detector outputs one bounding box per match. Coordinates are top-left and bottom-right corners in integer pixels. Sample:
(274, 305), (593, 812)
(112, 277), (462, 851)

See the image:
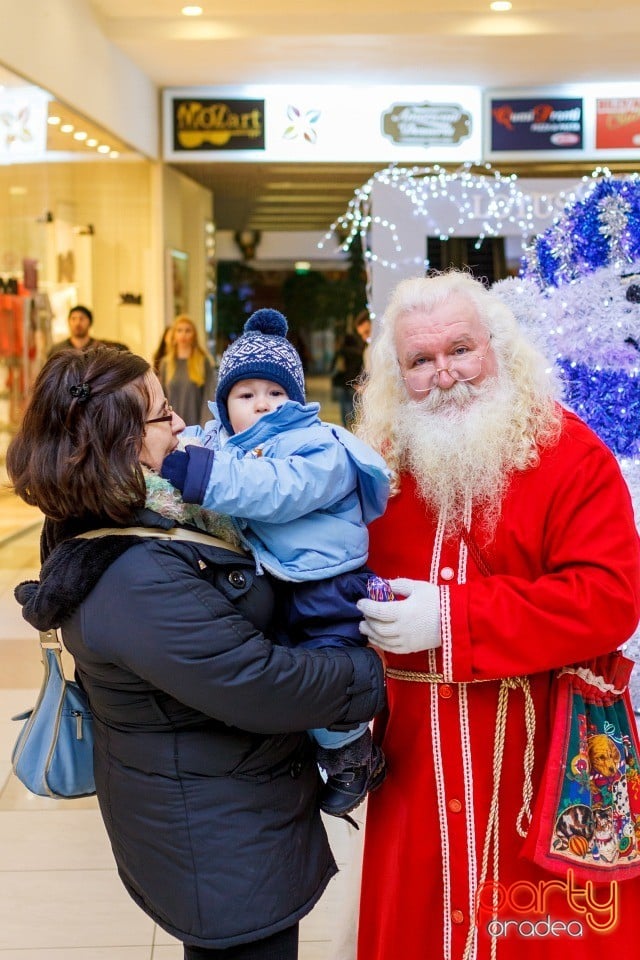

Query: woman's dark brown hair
(7, 346), (152, 523)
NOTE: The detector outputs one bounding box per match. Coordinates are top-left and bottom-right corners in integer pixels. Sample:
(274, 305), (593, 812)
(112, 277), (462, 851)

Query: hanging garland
(318, 161), (587, 312)
(522, 173), (640, 288)
(320, 161), (588, 279)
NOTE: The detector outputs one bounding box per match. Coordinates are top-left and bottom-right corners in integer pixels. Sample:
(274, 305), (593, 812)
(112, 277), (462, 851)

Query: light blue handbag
(10, 527), (241, 799)
(11, 629), (95, 799)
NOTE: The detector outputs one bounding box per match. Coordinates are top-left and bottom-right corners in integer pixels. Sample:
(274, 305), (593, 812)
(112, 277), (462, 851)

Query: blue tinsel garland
(558, 358), (640, 456)
(523, 176), (640, 288)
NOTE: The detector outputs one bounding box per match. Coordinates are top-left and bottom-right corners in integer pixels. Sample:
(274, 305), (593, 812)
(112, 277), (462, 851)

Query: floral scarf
(142, 467), (241, 548)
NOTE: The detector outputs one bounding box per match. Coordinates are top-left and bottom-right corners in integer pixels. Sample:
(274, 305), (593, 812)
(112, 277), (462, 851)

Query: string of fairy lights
(317, 162), (616, 305)
(320, 160), (640, 501)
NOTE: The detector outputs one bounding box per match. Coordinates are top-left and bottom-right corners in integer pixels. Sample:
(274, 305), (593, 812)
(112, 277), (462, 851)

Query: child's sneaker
(319, 742), (386, 818)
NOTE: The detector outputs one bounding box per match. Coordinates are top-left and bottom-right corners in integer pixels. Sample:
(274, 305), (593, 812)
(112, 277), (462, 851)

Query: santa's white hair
(354, 271), (562, 535)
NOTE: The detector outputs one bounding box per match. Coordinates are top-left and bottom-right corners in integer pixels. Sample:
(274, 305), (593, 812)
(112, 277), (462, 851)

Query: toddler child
(162, 308), (390, 818)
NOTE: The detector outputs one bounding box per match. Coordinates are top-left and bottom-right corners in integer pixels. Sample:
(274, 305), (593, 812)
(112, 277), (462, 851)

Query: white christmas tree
(493, 174), (640, 710)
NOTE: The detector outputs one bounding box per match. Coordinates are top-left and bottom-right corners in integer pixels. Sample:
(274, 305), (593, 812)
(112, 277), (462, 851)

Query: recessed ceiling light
(181, 5), (203, 15)
(47, 115), (61, 125)
(73, 131), (88, 141)
(490, 1), (512, 9)
(109, 150), (120, 159)
(86, 138), (98, 147)
(97, 144), (110, 154)
(60, 123), (74, 133)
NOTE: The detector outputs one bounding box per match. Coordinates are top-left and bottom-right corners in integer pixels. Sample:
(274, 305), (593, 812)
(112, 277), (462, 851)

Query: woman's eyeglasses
(145, 402), (174, 424)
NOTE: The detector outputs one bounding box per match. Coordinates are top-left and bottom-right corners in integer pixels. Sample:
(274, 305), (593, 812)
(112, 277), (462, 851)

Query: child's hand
(161, 450), (189, 492)
(161, 445), (215, 503)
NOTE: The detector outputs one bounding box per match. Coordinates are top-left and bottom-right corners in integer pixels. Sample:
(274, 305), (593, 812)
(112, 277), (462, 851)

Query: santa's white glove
(357, 578), (441, 654)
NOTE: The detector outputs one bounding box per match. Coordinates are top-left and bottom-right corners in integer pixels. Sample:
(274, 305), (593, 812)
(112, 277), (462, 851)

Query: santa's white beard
(395, 375), (524, 537)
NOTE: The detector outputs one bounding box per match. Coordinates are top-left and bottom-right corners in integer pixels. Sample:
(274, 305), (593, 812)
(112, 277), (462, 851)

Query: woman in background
(152, 326), (173, 373)
(159, 314), (216, 425)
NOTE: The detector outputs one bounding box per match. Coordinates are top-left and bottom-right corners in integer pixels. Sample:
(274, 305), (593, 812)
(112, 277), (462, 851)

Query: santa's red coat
(358, 410), (640, 960)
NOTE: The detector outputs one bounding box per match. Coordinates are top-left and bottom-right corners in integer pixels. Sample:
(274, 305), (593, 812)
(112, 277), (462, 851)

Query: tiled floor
(0, 492), (364, 958)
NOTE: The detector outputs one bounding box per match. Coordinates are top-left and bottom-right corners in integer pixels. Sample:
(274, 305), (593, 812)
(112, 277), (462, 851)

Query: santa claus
(355, 270), (640, 960)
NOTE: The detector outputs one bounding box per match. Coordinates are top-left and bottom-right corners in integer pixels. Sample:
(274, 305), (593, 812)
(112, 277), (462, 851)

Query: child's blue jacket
(182, 400), (391, 582)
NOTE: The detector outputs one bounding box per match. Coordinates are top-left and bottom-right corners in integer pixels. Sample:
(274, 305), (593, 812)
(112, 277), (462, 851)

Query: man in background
(48, 305), (128, 356)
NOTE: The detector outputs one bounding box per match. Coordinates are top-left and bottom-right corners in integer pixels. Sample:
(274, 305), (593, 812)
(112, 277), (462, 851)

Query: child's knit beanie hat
(215, 308), (306, 434)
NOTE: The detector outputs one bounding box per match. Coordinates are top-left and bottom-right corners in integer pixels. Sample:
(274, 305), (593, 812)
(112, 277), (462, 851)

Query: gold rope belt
(385, 667), (494, 685)
(385, 667), (445, 683)
(385, 665), (536, 960)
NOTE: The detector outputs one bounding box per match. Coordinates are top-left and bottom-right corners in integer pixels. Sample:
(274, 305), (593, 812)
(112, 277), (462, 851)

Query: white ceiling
(89, 0), (640, 88)
(36, 2), (640, 230)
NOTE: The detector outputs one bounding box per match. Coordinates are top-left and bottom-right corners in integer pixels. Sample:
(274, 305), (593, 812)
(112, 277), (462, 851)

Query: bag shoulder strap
(39, 628), (63, 651)
(38, 629), (68, 682)
(460, 524), (493, 578)
(75, 526), (246, 556)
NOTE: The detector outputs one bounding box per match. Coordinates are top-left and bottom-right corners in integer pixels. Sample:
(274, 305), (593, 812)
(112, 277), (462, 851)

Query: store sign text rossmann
(172, 98), (265, 152)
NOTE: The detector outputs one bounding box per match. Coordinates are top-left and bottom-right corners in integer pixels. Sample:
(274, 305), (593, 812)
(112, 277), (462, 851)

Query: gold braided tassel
(462, 676), (536, 960)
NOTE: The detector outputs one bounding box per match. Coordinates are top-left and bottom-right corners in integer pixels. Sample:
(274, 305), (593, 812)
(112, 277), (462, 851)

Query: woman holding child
(7, 345), (385, 960)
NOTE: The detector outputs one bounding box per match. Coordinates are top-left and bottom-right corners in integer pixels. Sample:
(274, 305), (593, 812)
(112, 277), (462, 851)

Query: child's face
(227, 379), (289, 434)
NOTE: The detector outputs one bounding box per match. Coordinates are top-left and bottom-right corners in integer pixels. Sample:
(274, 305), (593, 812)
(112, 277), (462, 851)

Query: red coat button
(439, 684), (453, 699)
(440, 566), (455, 581)
(452, 909), (465, 924)
(448, 799), (462, 813)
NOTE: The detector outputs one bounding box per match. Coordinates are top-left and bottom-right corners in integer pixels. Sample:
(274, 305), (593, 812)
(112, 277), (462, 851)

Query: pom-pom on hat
(216, 308), (306, 434)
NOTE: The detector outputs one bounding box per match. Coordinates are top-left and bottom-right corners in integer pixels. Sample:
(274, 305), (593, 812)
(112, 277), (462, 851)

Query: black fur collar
(16, 510), (174, 631)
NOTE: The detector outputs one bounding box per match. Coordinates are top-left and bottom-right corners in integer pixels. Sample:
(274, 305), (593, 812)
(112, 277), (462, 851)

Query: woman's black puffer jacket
(16, 514), (385, 950)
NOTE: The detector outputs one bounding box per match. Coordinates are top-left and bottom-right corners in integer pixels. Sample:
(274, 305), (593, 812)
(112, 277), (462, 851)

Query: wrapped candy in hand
(367, 575), (395, 602)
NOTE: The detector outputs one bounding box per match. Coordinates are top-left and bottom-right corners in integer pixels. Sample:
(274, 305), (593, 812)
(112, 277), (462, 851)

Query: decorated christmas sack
(521, 652), (640, 882)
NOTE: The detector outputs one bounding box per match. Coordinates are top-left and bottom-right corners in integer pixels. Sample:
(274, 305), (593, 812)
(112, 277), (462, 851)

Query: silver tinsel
(547, 224), (576, 285)
(598, 194), (632, 266)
